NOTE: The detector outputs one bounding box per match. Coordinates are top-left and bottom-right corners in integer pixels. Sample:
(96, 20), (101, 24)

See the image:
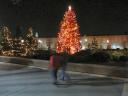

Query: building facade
(37, 35), (128, 50)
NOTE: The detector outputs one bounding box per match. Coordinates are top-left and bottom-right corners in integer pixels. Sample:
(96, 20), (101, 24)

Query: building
(37, 35), (128, 50)
(81, 35), (128, 50)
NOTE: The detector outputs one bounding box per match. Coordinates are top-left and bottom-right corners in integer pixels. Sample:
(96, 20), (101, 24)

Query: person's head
(60, 51), (68, 57)
(50, 50), (56, 56)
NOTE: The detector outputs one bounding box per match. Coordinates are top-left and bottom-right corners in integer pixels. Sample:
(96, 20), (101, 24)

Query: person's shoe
(53, 81), (57, 85)
(60, 77), (65, 81)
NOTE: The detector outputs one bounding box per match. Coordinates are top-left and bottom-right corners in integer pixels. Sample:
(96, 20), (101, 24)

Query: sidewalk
(0, 66), (128, 96)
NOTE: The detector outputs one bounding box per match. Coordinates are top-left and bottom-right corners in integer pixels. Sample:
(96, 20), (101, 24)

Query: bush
(92, 51), (111, 63)
(68, 49), (92, 63)
(69, 50), (112, 63)
(27, 49), (127, 64)
(112, 55), (119, 62)
(69, 55), (83, 63)
(75, 49), (92, 56)
(29, 50), (51, 60)
(119, 56), (128, 62)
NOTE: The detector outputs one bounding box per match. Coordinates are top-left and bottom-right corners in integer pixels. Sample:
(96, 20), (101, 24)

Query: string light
(1, 26), (38, 56)
(56, 5), (81, 54)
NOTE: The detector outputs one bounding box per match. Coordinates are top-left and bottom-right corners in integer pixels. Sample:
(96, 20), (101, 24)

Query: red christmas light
(56, 5), (81, 54)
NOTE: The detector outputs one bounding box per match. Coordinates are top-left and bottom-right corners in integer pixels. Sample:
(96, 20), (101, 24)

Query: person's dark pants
(51, 69), (58, 83)
(60, 66), (65, 80)
(60, 66), (70, 81)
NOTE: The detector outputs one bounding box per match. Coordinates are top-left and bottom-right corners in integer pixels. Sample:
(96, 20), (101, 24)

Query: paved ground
(0, 65), (128, 96)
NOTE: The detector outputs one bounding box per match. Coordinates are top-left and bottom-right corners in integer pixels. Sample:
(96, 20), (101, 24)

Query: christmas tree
(56, 5), (81, 54)
(91, 37), (98, 49)
(23, 27), (38, 56)
(0, 26), (13, 56)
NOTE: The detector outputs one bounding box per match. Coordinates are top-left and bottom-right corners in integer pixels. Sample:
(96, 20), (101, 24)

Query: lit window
(111, 44), (123, 49)
(85, 39), (87, 42)
(82, 46), (85, 50)
(107, 40), (109, 43)
(38, 40), (42, 43)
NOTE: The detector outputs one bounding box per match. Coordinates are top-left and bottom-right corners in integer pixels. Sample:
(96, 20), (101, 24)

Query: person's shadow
(55, 76), (128, 88)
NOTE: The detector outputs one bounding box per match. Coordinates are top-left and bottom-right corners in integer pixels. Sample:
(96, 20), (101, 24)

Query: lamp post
(107, 40), (111, 49)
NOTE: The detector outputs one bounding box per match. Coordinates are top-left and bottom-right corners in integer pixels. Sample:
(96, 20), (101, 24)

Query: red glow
(56, 5), (81, 54)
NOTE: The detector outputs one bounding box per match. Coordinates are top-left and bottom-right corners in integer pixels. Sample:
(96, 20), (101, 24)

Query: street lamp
(21, 40), (24, 43)
(85, 38), (87, 42)
(107, 40), (109, 43)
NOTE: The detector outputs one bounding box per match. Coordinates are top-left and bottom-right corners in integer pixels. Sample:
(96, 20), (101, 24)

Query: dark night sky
(0, 0), (128, 37)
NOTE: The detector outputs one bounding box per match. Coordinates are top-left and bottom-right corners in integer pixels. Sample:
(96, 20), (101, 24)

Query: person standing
(49, 53), (61, 84)
(60, 52), (70, 81)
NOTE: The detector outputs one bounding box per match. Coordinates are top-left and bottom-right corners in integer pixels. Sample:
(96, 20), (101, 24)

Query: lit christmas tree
(23, 27), (38, 56)
(56, 5), (81, 54)
(0, 26), (13, 56)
